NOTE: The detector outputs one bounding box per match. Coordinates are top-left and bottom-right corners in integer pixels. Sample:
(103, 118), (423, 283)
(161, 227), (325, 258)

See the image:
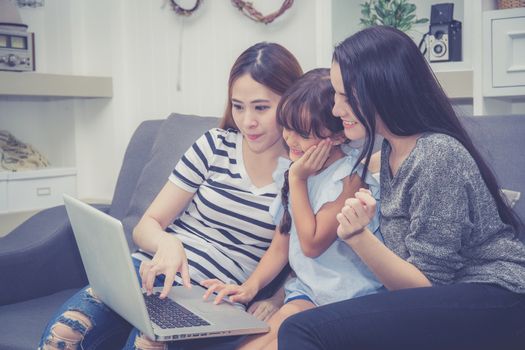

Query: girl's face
(231, 74), (283, 154)
(282, 127), (328, 162)
(330, 62), (366, 141)
(282, 119), (344, 162)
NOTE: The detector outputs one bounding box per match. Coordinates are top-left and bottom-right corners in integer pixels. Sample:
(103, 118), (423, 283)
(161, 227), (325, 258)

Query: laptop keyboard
(144, 292), (211, 329)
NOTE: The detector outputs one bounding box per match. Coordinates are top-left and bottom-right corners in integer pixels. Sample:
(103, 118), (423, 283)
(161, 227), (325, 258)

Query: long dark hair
(333, 25), (521, 233)
(219, 42), (303, 130)
(276, 68), (343, 234)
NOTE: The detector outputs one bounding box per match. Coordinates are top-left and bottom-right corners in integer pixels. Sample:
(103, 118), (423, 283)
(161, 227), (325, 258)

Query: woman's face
(231, 74), (284, 154)
(330, 62), (366, 141)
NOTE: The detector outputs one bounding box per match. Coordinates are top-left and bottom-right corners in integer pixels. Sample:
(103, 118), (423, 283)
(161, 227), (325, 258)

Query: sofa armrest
(0, 204), (110, 305)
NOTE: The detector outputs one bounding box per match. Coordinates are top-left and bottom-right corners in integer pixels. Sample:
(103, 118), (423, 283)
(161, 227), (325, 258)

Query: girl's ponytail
(279, 169), (292, 235)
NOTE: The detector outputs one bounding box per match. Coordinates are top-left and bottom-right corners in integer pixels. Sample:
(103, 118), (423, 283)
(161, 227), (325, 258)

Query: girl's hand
(336, 188), (377, 240)
(200, 279), (258, 305)
(289, 139), (332, 181)
(139, 233), (191, 299)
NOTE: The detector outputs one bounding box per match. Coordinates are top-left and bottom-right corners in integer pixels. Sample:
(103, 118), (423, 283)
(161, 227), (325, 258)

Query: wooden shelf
(0, 71), (112, 98)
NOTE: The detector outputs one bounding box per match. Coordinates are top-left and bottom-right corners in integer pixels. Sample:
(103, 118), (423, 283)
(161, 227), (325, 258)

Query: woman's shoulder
(206, 127), (238, 139)
(419, 133), (466, 153)
(200, 128), (240, 148)
(411, 133), (477, 178)
(417, 133), (473, 163)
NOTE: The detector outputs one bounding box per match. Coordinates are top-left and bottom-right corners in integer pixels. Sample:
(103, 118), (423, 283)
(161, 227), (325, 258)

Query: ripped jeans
(38, 258), (242, 350)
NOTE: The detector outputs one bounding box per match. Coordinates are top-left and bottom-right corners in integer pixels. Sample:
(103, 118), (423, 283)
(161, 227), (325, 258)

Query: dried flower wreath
(231, 0), (294, 24)
(169, 0), (202, 16)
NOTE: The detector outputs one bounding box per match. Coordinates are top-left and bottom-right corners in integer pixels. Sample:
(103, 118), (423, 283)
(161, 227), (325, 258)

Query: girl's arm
(337, 191), (431, 290)
(133, 181), (195, 297)
(290, 173), (363, 258)
(201, 228), (290, 304)
(287, 140), (364, 258)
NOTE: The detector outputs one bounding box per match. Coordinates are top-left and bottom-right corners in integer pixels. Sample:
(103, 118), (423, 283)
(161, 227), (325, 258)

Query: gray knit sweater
(380, 133), (525, 293)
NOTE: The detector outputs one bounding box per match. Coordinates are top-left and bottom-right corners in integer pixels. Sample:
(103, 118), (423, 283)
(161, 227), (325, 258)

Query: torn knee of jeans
(134, 332), (167, 350)
(43, 311), (93, 350)
(42, 334), (79, 350)
(86, 287), (100, 301)
(57, 310), (93, 334)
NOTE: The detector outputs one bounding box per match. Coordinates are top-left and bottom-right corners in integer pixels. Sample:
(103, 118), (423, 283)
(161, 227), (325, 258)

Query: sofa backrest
(110, 119), (162, 220)
(461, 115), (525, 225)
(110, 113), (524, 250)
(113, 113), (219, 250)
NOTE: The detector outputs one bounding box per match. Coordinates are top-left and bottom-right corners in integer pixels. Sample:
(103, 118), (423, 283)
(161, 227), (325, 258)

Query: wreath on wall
(169, 0), (202, 16)
(168, 0), (294, 24)
(231, 0), (294, 24)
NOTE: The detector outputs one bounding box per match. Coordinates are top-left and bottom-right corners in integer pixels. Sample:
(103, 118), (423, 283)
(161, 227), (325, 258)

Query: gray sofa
(0, 114), (219, 350)
(0, 113), (524, 350)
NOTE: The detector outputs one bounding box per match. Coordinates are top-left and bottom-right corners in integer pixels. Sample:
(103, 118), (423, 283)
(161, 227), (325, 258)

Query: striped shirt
(135, 128), (278, 285)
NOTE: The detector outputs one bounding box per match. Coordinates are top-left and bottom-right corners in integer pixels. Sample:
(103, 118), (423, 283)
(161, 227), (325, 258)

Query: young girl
(38, 42), (303, 350)
(278, 26), (525, 350)
(201, 68), (384, 350)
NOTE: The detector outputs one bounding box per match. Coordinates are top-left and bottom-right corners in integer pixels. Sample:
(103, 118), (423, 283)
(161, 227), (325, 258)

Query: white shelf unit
(0, 72), (112, 213)
(317, 0), (525, 116)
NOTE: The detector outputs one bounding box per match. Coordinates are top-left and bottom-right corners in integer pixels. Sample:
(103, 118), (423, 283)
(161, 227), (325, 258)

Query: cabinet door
(492, 16), (525, 88)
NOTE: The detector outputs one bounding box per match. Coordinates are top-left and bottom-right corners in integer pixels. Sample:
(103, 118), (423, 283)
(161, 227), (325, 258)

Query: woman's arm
(337, 191), (431, 290)
(133, 181), (195, 297)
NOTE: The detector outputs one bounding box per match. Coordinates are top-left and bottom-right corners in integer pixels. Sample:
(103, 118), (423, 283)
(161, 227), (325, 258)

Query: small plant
(360, 0), (428, 33)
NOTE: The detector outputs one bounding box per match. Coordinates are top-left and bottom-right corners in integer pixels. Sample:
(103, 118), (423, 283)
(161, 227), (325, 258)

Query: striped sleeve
(169, 130), (218, 192)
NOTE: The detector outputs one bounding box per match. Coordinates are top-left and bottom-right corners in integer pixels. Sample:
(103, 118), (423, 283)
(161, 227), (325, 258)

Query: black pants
(278, 283), (525, 350)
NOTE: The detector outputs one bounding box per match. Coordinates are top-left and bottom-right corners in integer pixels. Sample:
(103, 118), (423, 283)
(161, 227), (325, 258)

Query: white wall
(3, 0), (319, 201)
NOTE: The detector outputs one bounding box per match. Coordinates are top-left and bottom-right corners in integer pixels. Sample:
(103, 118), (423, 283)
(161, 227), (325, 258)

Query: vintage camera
(426, 3), (462, 62)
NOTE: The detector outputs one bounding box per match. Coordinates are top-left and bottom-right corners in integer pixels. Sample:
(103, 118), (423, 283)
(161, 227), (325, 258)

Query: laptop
(63, 194), (269, 341)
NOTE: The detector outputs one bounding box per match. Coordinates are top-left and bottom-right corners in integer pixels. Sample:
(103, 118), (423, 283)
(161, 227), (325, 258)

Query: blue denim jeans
(39, 257), (242, 350)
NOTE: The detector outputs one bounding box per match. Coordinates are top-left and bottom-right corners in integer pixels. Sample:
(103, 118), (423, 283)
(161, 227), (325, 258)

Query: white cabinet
(1, 168), (76, 213)
(484, 8), (525, 96)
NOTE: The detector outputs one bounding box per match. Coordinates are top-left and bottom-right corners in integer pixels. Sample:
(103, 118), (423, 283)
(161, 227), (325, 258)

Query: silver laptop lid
(63, 194), (156, 340)
(64, 194), (269, 342)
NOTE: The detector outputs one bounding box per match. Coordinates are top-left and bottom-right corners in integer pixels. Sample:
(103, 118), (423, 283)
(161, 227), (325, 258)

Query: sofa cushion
(0, 289), (79, 350)
(502, 189), (521, 208)
(121, 113), (218, 250)
(461, 115), (525, 224)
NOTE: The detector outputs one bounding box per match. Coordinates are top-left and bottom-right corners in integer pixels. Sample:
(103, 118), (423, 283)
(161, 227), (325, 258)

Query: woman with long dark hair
(278, 26), (525, 350)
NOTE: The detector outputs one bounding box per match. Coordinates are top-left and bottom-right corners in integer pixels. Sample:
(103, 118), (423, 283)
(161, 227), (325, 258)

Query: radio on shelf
(0, 0), (36, 71)
(0, 28), (35, 71)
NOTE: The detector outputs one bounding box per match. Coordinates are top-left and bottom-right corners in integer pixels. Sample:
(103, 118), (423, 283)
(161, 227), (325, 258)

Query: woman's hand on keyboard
(200, 279), (257, 305)
(140, 233), (191, 298)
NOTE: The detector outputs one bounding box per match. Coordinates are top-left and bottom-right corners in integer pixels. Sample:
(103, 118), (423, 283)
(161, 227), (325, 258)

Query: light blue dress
(270, 145), (384, 306)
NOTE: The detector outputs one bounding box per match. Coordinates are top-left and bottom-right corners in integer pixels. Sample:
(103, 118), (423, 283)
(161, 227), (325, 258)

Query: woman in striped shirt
(39, 42), (302, 350)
